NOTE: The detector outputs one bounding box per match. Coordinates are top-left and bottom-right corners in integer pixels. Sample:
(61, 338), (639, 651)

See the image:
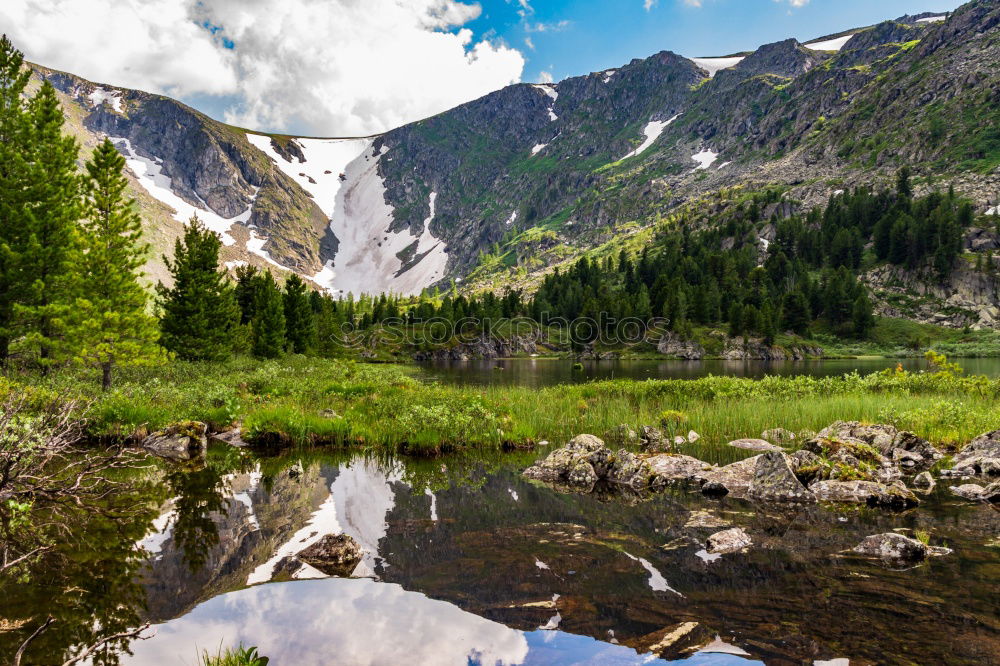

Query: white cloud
(0, 0), (525, 137)
(538, 70), (554, 83)
(644, 0), (658, 10)
(525, 36), (535, 50)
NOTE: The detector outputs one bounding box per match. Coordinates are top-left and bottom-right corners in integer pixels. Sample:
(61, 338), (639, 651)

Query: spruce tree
(852, 292), (876, 339)
(283, 273), (314, 354)
(0, 35), (31, 365)
(252, 271), (286, 358)
(157, 219), (239, 361)
(71, 138), (164, 389)
(15, 80), (83, 367)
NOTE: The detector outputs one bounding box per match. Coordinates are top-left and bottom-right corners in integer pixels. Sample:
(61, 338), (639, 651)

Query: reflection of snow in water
(535, 559), (550, 571)
(509, 488), (519, 501)
(695, 549), (723, 563)
(137, 505), (177, 558)
(425, 487), (438, 522)
(699, 636), (751, 656)
(623, 552), (683, 596)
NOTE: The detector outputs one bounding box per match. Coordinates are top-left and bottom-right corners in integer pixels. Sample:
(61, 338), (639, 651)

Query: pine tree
(157, 219), (239, 361)
(283, 273), (314, 354)
(896, 166), (912, 200)
(0, 35), (31, 365)
(15, 80), (83, 368)
(70, 138), (165, 389)
(780, 290), (811, 336)
(852, 291), (876, 339)
(252, 271), (286, 359)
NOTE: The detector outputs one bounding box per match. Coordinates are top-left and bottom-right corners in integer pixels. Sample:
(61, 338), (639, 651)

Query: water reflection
(122, 577), (761, 665)
(416, 357), (1000, 387)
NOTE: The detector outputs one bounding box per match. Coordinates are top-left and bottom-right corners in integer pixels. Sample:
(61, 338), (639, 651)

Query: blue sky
(471, 0), (964, 83)
(1, 0), (968, 136)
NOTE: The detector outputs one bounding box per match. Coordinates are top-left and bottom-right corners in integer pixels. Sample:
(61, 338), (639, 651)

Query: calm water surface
(4, 448), (997, 665)
(415, 357), (1000, 387)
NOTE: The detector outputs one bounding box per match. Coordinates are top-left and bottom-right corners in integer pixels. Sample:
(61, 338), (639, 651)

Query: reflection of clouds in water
(125, 578), (530, 665)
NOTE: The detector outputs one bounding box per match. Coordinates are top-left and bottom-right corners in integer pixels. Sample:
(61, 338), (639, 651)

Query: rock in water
(706, 528), (752, 554)
(950, 481), (1000, 502)
(606, 449), (655, 487)
(948, 430), (1000, 477)
(852, 533), (943, 563)
(728, 438), (783, 452)
(699, 455), (761, 497)
(645, 454), (714, 484)
(811, 480), (919, 509)
(747, 451), (816, 503)
(142, 421), (208, 461)
(297, 534), (363, 576)
(640, 426), (668, 453)
(523, 434), (611, 487)
(913, 471), (935, 491)
(209, 427), (247, 448)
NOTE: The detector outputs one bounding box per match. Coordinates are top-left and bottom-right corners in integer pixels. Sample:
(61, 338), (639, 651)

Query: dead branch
(61, 623), (153, 666)
(13, 616), (55, 666)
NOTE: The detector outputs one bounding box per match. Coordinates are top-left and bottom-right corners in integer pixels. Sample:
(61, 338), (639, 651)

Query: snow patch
(698, 637), (751, 656)
(246, 226), (293, 272)
(621, 114), (681, 161)
(692, 148), (719, 170)
(112, 137), (256, 246)
(425, 488), (438, 522)
(508, 488), (519, 501)
(689, 56), (745, 77)
(531, 143), (547, 156)
(311, 260), (337, 290)
(534, 559), (550, 571)
(917, 15), (946, 23)
(533, 84), (559, 121)
(804, 34), (855, 51)
(602, 70), (617, 83)
(986, 206), (998, 216)
(224, 260), (249, 270)
(623, 551), (683, 596)
(506, 211), (518, 226)
(695, 549), (722, 563)
(716, 161), (732, 170)
(137, 506), (177, 557)
(247, 492), (343, 585)
(89, 87), (123, 113)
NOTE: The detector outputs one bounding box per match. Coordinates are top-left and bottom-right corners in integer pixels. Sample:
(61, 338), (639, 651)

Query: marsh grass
(6, 356), (1000, 456)
(200, 645), (268, 666)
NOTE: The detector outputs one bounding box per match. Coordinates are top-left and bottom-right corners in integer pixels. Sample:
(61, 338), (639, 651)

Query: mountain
(27, 1), (1000, 320)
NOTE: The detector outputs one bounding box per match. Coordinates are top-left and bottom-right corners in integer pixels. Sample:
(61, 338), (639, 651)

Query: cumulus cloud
(0, 0), (525, 137)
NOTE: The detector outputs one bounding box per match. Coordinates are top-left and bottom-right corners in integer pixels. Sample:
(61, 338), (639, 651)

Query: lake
(415, 357), (1000, 388)
(5, 448), (998, 665)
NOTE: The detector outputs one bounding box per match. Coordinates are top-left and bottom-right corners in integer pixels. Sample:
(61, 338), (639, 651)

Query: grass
(6, 355), (1000, 458)
(201, 645), (268, 666)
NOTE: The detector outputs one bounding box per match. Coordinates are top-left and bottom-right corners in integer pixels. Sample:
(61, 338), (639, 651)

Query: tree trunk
(101, 361), (112, 391)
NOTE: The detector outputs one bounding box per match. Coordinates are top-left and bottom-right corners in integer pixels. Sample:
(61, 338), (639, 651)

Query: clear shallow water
(4, 448), (994, 665)
(415, 357), (1000, 388)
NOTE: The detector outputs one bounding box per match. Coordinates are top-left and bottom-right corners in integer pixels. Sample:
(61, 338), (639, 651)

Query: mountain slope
(27, 2), (1000, 307)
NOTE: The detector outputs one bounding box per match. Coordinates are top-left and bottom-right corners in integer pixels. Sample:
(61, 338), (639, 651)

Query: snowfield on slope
(112, 137), (255, 247)
(248, 134), (448, 295)
(692, 149), (720, 170)
(621, 114), (681, 160)
(689, 56), (745, 77)
(804, 34), (856, 51)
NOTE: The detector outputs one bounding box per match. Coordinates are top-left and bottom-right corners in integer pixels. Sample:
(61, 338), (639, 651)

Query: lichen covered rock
(297, 534), (363, 576)
(142, 421), (208, 461)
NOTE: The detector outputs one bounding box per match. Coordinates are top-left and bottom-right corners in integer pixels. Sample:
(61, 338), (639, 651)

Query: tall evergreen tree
(0, 35), (31, 365)
(70, 138), (164, 389)
(15, 80), (83, 367)
(252, 271), (286, 359)
(157, 219), (239, 361)
(283, 273), (314, 354)
(852, 291), (876, 339)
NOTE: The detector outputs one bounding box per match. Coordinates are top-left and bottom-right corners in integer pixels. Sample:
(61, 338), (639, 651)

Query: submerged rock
(297, 534), (363, 576)
(811, 480), (919, 509)
(142, 421), (208, 461)
(208, 427), (247, 448)
(524, 435), (657, 490)
(706, 528), (752, 554)
(852, 533), (950, 563)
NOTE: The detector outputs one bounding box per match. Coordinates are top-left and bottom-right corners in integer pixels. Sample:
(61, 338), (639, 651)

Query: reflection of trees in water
(165, 465), (227, 574)
(0, 486), (160, 665)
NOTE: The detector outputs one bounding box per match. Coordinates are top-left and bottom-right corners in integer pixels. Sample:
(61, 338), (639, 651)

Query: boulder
(604, 424), (639, 447)
(699, 455), (761, 497)
(761, 428), (795, 444)
(297, 534), (363, 576)
(852, 533), (929, 562)
(673, 435), (687, 447)
(913, 471), (935, 491)
(950, 481), (1000, 502)
(523, 434), (611, 487)
(606, 449), (655, 488)
(747, 451), (816, 503)
(142, 421), (208, 461)
(788, 449), (824, 484)
(208, 427), (247, 448)
(686, 430), (701, 443)
(806, 421), (940, 469)
(706, 528), (752, 554)
(948, 430), (1000, 476)
(728, 438), (783, 452)
(811, 480), (920, 509)
(645, 454), (714, 484)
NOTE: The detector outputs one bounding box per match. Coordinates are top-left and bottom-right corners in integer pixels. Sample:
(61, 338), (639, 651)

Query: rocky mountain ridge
(24, 2), (1000, 317)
